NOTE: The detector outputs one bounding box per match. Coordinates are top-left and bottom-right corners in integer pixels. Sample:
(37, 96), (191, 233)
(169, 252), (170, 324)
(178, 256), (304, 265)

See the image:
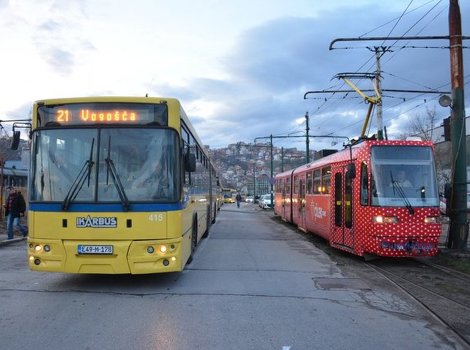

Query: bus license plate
(77, 245), (113, 255)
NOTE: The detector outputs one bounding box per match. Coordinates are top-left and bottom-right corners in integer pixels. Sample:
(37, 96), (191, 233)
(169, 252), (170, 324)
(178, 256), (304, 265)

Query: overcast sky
(0, 0), (468, 150)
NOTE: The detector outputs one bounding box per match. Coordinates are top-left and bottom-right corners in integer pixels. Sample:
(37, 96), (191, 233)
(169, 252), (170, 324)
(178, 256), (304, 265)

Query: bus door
(332, 166), (354, 249)
(298, 178), (307, 231)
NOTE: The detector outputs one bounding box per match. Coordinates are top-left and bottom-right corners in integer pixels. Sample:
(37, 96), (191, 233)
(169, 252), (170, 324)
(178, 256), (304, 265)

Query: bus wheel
(203, 207), (211, 239)
(187, 218), (198, 264)
(211, 205), (217, 224)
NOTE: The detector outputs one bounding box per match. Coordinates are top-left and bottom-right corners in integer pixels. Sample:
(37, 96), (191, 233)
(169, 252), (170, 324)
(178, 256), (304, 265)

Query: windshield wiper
(390, 172), (414, 215)
(105, 136), (130, 212)
(62, 138), (95, 211)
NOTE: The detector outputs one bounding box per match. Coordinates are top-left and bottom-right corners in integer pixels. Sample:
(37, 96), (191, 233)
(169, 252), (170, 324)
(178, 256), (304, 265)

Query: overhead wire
(310, 0), (456, 138)
(383, 0), (447, 65)
(359, 0), (439, 37)
(381, 0), (414, 48)
(308, 0), (419, 130)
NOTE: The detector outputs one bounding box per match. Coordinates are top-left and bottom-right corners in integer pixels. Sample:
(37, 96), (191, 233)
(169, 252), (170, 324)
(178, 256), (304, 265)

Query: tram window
(306, 172), (313, 194)
(360, 162), (368, 205)
(322, 167), (331, 194)
(286, 180), (291, 194)
(293, 176), (299, 194)
(313, 170), (321, 194)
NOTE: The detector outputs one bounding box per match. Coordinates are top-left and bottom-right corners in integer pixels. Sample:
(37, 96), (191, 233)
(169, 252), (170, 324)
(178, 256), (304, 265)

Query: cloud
(30, 2), (96, 75)
(2, 0), (468, 152)
(183, 2), (469, 149)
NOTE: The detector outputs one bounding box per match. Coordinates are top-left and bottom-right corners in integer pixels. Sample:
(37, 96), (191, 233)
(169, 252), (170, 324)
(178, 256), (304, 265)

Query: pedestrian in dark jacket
(4, 186), (27, 239)
(236, 193), (242, 208)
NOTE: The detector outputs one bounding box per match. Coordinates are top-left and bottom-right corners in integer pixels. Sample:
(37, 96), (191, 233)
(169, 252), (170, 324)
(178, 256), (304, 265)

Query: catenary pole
(447, 0), (468, 249)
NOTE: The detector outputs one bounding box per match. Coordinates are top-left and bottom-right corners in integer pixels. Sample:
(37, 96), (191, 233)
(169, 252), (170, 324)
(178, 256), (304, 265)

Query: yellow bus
(221, 187), (236, 203)
(26, 96), (218, 274)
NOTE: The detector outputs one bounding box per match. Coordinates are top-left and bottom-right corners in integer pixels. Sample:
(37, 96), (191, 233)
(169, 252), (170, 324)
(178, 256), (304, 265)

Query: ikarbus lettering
(76, 215), (118, 228)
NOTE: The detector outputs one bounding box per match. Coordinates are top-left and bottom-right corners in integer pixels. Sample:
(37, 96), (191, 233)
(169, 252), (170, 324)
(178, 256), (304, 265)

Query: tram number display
(77, 245), (114, 255)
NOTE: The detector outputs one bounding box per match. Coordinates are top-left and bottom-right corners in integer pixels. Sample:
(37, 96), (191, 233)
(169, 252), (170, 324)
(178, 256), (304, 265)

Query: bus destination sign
(37, 102), (168, 126)
(56, 108), (138, 123)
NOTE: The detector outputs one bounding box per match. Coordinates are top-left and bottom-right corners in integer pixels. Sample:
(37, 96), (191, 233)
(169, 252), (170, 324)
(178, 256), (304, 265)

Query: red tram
(274, 139), (441, 257)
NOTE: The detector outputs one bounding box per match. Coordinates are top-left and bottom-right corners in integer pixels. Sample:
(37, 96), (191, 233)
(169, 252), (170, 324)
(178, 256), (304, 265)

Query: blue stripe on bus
(29, 202), (187, 212)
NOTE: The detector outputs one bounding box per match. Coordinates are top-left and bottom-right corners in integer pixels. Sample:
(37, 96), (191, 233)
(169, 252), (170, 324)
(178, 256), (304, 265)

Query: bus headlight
(372, 215), (399, 224)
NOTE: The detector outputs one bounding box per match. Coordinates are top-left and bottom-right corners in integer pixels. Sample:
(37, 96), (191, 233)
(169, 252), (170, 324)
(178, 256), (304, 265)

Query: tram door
(332, 167), (354, 248)
(281, 179), (288, 221)
(298, 178), (307, 231)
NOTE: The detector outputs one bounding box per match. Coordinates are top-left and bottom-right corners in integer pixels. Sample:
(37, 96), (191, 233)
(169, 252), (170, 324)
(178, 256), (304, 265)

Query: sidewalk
(0, 219), (27, 246)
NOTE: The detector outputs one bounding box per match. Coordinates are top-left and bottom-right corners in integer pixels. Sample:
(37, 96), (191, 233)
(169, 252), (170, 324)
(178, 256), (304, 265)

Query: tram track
(366, 259), (470, 348)
(273, 215), (470, 346)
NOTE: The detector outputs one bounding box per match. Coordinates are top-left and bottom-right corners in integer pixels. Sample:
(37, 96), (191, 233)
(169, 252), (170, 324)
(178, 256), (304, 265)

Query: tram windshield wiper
(390, 172), (414, 215)
(62, 139), (95, 211)
(105, 136), (130, 212)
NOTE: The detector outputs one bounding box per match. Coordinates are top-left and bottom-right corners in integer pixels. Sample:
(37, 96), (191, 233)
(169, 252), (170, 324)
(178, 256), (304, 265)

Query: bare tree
(405, 106), (437, 141)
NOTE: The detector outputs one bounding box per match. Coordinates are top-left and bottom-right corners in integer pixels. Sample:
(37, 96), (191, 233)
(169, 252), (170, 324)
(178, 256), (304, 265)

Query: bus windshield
(370, 146), (439, 208)
(31, 128), (180, 203)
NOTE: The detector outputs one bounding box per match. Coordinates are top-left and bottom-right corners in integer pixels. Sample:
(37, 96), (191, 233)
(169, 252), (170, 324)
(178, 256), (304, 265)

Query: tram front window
(370, 146), (439, 207)
(31, 128), (180, 203)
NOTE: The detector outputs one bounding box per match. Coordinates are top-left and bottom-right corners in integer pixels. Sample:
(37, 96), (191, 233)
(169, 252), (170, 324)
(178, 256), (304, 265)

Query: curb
(0, 237), (27, 247)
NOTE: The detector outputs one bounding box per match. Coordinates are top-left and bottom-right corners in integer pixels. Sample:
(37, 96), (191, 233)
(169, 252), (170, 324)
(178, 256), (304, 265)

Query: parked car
(245, 196), (254, 203)
(259, 194), (273, 209)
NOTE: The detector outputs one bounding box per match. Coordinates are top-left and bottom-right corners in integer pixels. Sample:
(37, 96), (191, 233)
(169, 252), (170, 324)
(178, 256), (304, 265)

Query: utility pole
(447, 0), (468, 249)
(270, 134), (274, 208)
(253, 163), (256, 199)
(327, 34), (468, 139)
(305, 112), (310, 163)
(374, 48), (384, 140)
(253, 136), (274, 207)
(281, 147), (284, 172)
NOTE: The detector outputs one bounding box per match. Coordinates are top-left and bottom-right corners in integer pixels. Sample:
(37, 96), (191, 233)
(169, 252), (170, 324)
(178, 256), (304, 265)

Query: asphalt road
(0, 203), (466, 350)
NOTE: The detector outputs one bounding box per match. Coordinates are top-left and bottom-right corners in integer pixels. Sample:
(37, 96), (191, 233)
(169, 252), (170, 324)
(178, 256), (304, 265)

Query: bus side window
(360, 162), (368, 205)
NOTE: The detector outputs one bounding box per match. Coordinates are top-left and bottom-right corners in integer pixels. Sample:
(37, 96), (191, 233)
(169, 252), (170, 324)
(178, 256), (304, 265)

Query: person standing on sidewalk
(236, 193), (242, 208)
(4, 186), (27, 239)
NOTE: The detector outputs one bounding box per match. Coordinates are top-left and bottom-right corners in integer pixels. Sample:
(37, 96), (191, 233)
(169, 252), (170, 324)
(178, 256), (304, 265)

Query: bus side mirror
(185, 153), (196, 172)
(11, 131), (20, 150)
(347, 163), (356, 179)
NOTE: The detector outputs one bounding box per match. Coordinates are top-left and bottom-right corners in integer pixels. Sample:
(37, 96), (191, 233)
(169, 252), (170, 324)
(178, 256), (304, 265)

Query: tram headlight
(34, 244), (43, 253)
(424, 216), (438, 224)
(372, 215), (398, 224)
(159, 245), (167, 254)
